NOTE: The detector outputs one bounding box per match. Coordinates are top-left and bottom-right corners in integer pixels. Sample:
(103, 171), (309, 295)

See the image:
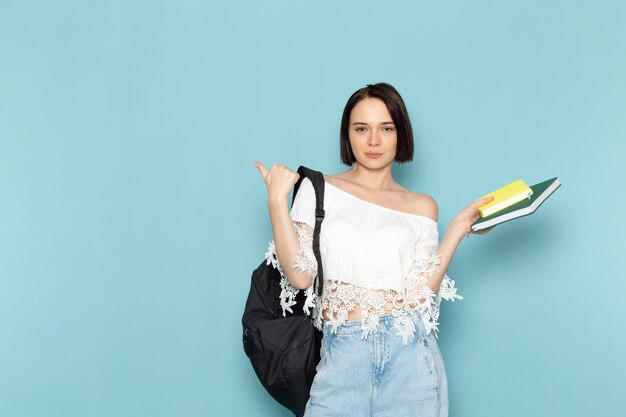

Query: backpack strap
(292, 166), (325, 297)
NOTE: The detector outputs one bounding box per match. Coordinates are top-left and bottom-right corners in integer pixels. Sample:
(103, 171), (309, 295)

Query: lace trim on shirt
(320, 253), (463, 345)
(263, 225), (463, 344)
(264, 221), (318, 316)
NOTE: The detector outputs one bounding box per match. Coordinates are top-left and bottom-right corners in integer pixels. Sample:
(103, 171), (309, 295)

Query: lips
(365, 152), (382, 158)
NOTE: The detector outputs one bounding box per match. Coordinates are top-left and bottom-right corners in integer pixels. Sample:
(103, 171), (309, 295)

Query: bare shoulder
(405, 191), (438, 222)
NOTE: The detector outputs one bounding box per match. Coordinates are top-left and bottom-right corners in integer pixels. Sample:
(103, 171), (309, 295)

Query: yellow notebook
(478, 179), (533, 217)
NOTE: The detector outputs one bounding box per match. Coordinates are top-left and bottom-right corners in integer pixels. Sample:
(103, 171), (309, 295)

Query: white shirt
(264, 177), (462, 344)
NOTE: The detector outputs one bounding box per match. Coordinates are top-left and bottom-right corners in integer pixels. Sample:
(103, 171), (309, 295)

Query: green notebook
(471, 177), (561, 231)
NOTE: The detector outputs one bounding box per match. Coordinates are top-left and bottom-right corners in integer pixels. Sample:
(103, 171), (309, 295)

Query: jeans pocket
(418, 336), (440, 388)
(315, 341), (329, 373)
(310, 333), (332, 392)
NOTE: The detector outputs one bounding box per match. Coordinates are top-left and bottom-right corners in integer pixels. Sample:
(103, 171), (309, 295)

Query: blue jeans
(304, 314), (449, 417)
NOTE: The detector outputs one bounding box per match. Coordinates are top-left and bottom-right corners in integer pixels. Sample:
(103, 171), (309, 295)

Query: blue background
(1, 1), (625, 416)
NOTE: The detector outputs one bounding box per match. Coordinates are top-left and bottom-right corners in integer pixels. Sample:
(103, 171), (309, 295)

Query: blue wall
(1, 1), (624, 416)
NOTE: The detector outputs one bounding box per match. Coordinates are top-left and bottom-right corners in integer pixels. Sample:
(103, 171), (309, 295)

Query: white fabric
(264, 177), (463, 344)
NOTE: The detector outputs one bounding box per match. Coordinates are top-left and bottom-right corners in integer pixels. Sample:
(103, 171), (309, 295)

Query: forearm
(268, 197), (315, 289)
(426, 220), (467, 293)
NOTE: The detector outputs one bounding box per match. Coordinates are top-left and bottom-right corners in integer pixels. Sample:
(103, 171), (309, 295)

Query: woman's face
(348, 97), (398, 169)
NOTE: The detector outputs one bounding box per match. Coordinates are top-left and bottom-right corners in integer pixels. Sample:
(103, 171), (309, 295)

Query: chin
(358, 159), (393, 169)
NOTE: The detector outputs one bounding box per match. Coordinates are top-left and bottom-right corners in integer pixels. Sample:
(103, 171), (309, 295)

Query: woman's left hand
(450, 196), (496, 237)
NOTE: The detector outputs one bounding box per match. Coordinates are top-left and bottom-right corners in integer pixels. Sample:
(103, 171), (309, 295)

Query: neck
(347, 162), (394, 190)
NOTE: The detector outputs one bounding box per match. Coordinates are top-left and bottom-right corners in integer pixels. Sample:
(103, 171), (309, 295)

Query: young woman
(254, 83), (493, 417)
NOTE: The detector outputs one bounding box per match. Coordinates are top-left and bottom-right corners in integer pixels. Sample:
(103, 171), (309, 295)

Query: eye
(355, 127), (367, 132)
(383, 126), (395, 132)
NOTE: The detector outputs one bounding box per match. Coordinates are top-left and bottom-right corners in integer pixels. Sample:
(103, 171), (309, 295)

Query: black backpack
(242, 166), (326, 417)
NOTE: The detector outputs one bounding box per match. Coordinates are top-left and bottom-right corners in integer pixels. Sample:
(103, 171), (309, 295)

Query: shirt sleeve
(404, 221), (463, 337)
(413, 221), (441, 261)
(289, 177), (317, 228)
(263, 177), (318, 317)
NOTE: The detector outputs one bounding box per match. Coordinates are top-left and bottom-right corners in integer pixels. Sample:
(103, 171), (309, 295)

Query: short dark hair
(340, 82), (414, 165)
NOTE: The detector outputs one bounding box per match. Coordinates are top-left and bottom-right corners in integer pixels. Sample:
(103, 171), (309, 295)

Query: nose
(368, 130), (381, 147)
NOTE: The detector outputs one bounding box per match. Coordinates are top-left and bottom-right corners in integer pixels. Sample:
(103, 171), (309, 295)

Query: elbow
(286, 271), (314, 290)
(291, 283), (310, 290)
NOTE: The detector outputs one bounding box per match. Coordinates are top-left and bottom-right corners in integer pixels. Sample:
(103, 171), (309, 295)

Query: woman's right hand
(253, 162), (300, 205)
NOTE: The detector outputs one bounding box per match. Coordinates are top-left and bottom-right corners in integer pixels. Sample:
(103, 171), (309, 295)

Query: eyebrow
(352, 121), (395, 126)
